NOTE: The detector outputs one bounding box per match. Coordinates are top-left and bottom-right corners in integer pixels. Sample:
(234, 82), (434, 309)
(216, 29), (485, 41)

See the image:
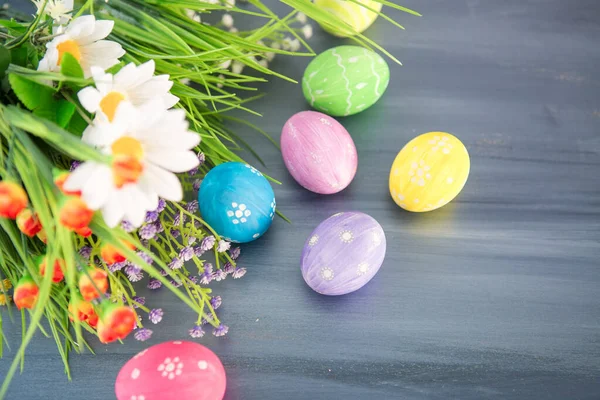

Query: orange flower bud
(97, 303), (136, 344)
(68, 296), (99, 328)
(59, 197), (94, 230)
(54, 172), (81, 196)
(39, 257), (65, 284)
(0, 181), (28, 219)
(112, 155), (144, 188)
(100, 240), (135, 265)
(16, 209), (43, 237)
(36, 228), (48, 244)
(75, 226), (92, 237)
(78, 267), (109, 301)
(14, 275), (39, 309)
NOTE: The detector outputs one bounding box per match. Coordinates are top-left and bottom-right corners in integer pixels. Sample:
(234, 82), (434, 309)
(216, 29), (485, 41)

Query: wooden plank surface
(1, 0), (599, 399)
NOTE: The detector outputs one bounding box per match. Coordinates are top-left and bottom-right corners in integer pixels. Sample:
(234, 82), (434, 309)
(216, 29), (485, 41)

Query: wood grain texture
(2, 0), (600, 399)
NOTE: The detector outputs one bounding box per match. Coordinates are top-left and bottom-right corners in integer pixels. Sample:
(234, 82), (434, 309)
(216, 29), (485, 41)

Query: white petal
(101, 189), (125, 227)
(77, 20), (114, 45)
(37, 55), (51, 72)
(136, 177), (159, 210)
(67, 15), (95, 38)
(91, 67), (114, 93)
(63, 162), (99, 192)
(81, 166), (112, 209)
(145, 151), (199, 173)
(77, 86), (102, 113)
(113, 62), (138, 89)
(163, 93), (180, 108)
(144, 164), (183, 201)
(119, 186), (147, 227)
(127, 78), (174, 107)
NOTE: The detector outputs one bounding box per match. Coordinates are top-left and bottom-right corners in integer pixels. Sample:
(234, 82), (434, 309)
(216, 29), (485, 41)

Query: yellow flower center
(111, 137), (144, 188)
(99, 92), (126, 122)
(56, 39), (81, 66)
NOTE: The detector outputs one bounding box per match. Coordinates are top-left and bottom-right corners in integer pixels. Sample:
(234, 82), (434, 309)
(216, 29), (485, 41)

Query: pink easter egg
(115, 341), (226, 400)
(281, 111), (358, 194)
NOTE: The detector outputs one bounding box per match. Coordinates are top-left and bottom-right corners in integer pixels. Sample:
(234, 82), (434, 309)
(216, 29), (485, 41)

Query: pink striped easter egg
(281, 111), (358, 194)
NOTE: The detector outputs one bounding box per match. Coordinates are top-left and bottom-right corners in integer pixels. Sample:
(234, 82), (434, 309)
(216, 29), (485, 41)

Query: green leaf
(8, 74), (56, 112)
(0, 46), (10, 79)
(67, 110), (87, 137)
(56, 100), (76, 128)
(9, 45), (31, 68)
(0, 19), (28, 36)
(60, 53), (84, 80)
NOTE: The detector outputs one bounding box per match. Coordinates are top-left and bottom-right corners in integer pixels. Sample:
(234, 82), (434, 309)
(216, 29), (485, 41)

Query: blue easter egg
(198, 162), (276, 243)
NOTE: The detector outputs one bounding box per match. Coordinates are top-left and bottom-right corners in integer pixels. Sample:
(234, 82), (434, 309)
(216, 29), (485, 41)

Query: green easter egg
(302, 45), (390, 117)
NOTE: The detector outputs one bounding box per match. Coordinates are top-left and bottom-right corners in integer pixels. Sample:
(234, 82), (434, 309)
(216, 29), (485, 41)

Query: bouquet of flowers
(0, 0), (416, 395)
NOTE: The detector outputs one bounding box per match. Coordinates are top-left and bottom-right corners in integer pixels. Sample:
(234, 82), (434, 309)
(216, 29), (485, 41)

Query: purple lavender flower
(188, 166), (199, 177)
(121, 220), (136, 233)
(139, 223), (157, 240)
(132, 296), (146, 308)
(148, 278), (162, 289)
(156, 198), (166, 212)
(128, 271), (144, 282)
(170, 229), (181, 238)
(223, 262), (235, 274)
(194, 247), (205, 257)
(134, 328), (153, 341)
(78, 246), (92, 259)
(197, 152), (205, 166)
(160, 270), (169, 276)
(145, 210), (159, 223)
(200, 236), (216, 251)
(190, 276), (199, 284)
(173, 213), (187, 226)
(212, 269), (227, 282)
(70, 160), (82, 171)
(193, 179), (201, 192)
(149, 308), (163, 324)
(125, 264), (142, 276)
(109, 261), (127, 273)
(232, 267), (247, 279)
(229, 247), (241, 260)
(189, 325), (205, 338)
(193, 220), (201, 229)
(199, 263), (213, 284)
(210, 296), (222, 310)
(169, 256), (184, 270)
(171, 279), (183, 288)
(186, 200), (199, 213)
(137, 251), (153, 266)
(213, 324), (229, 337)
(154, 220), (165, 233)
(217, 240), (231, 253)
(188, 236), (197, 245)
(180, 246), (194, 262)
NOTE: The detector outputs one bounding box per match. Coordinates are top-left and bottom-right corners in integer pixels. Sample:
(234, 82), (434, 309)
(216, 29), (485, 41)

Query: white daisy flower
(302, 24), (313, 40)
(64, 101), (200, 227)
(77, 61), (179, 123)
(37, 15), (125, 78)
(33, 0), (73, 24)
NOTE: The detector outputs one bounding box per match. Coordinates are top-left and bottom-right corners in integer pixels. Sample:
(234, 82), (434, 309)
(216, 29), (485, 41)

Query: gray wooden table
(2, 0), (600, 399)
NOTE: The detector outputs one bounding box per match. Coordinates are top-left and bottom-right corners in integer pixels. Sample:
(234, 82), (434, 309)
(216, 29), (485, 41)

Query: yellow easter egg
(389, 132), (470, 212)
(314, 0), (383, 38)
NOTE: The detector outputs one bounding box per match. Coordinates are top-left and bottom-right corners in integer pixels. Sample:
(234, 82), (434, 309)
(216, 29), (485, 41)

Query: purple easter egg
(281, 111), (358, 194)
(301, 212), (386, 295)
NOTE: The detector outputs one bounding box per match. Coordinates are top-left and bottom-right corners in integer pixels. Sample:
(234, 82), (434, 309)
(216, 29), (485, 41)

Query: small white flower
(289, 38), (301, 52)
(219, 59), (232, 69)
(217, 74), (225, 88)
(222, 13), (234, 28)
(185, 8), (196, 19)
(281, 38), (291, 50)
(302, 24), (313, 40)
(33, 0), (73, 24)
(231, 60), (244, 74)
(193, 14), (202, 23)
(270, 42), (281, 50)
(78, 60), (179, 123)
(64, 101), (200, 227)
(296, 12), (307, 24)
(265, 52), (275, 62)
(37, 15), (124, 78)
(229, 27), (239, 33)
(224, 0), (235, 8)
(258, 59), (269, 68)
